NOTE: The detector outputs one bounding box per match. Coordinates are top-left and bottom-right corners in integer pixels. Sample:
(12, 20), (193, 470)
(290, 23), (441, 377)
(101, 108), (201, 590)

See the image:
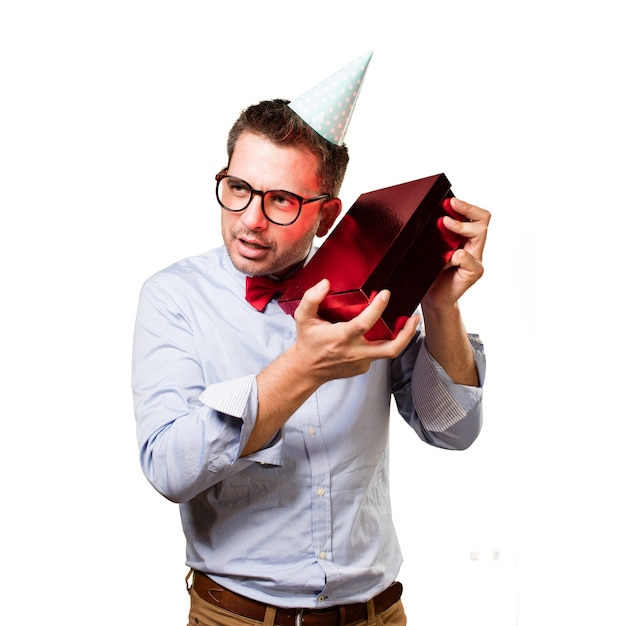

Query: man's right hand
(292, 279), (419, 385)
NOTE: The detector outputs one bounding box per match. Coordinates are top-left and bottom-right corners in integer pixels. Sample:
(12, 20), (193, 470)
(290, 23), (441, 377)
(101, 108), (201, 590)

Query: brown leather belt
(192, 572), (403, 626)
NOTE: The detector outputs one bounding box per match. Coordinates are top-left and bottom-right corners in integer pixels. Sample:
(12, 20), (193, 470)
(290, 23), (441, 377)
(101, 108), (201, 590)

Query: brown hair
(226, 99), (349, 198)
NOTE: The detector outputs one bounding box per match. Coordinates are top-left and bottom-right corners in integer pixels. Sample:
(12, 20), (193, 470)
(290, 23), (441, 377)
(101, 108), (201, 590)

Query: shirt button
(308, 427), (316, 436)
(317, 487), (325, 496)
(318, 595), (326, 602)
(319, 551), (326, 559)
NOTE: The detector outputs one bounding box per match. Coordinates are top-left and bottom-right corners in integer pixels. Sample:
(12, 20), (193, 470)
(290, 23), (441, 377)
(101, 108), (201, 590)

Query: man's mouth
(236, 232), (271, 249)
(234, 235), (272, 260)
(240, 238), (269, 250)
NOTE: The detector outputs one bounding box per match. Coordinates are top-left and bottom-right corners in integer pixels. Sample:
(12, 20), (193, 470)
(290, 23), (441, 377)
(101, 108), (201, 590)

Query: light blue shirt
(132, 246), (485, 608)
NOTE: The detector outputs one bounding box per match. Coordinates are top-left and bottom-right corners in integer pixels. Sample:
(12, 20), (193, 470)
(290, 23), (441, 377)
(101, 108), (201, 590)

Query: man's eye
(269, 192), (298, 209)
(228, 181), (249, 196)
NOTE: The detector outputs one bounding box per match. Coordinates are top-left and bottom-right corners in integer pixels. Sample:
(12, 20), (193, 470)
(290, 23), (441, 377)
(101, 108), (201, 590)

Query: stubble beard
(223, 225), (314, 277)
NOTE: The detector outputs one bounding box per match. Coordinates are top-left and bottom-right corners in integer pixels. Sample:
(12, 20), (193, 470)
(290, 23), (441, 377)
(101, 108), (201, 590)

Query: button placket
(302, 412), (333, 570)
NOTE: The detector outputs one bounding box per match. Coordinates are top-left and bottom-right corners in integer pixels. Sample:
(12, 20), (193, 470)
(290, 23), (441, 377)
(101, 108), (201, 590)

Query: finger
(294, 279), (330, 321)
(348, 290), (392, 337)
(449, 197), (491, 225)
(361, 313), (420, 358)
(442, 214), (485, 238)
(443, 203), (489, 256)
(448, 248), (484, 278)
(390, 314), (420, 349)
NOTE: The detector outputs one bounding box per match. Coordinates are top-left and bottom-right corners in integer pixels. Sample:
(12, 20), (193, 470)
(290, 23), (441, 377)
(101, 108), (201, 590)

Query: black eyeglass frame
(215, 170), (331, 226)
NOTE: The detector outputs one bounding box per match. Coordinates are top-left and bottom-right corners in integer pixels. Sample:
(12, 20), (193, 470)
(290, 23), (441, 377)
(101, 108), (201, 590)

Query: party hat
(288, 50), (373, 146)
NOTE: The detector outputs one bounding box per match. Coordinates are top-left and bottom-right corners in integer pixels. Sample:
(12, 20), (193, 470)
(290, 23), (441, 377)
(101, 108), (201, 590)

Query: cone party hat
(288, 50), (373, 146)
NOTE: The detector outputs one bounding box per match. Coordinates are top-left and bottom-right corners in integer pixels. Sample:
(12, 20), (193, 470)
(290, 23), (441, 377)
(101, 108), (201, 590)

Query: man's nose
(239, 193), (268, 230)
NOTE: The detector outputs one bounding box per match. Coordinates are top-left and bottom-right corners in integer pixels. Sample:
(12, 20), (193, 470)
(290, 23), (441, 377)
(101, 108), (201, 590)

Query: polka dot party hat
(288, 50), (373, 146)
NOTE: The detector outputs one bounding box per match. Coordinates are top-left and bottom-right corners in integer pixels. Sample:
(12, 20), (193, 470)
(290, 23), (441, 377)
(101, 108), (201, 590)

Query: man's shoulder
(145, 247), (224, 285)
(137, 246), (246, 318)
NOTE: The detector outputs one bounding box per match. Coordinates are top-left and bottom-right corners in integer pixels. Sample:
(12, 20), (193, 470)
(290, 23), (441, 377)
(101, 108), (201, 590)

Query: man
(133, 57), (489, 626)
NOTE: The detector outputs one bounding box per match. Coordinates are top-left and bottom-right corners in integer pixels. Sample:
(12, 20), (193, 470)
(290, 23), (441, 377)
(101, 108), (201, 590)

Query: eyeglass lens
(217, 176), (301, 225)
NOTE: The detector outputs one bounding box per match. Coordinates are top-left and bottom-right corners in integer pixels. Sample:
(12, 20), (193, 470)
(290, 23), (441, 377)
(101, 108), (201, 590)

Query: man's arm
(241, 283), (419, 455)
(420, 197), (490, 386)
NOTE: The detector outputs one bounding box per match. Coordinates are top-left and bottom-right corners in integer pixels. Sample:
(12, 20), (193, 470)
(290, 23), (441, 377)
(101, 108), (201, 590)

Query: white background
(1, 1), (624, 624)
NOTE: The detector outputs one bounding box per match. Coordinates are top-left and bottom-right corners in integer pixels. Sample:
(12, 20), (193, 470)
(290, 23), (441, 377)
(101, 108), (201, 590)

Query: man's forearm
(241, 346), (320, 456)
(422, 303), (479, 386)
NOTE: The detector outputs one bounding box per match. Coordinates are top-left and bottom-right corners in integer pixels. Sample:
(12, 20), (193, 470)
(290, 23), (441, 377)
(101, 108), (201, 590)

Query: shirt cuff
(412, 334), (485, 432)
(199, 375), (256, 417)
(199, 375), (284, 466)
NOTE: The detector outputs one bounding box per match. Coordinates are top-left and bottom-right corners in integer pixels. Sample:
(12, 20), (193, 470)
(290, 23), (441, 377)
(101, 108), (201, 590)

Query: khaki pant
(187, 586), (407, 626)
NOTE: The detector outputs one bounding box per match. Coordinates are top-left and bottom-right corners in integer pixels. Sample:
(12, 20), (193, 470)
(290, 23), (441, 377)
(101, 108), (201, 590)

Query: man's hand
(422, 197), (490, 311)
(292, 279), (419, 384)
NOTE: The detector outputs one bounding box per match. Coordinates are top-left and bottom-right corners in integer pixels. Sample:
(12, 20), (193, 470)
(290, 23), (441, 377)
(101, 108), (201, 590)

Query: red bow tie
(245, 275), (284, 312)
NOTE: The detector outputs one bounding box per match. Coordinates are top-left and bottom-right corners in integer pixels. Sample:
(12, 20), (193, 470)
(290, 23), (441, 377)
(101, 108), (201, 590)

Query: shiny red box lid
(278, 173), (465, 340)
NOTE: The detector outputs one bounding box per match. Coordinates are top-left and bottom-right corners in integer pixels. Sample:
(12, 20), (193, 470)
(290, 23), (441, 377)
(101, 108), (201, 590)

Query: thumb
(295, 279), (330, 321)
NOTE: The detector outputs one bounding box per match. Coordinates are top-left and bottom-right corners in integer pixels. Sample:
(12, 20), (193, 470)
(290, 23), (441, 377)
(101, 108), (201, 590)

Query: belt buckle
(295, 608), (304, 626)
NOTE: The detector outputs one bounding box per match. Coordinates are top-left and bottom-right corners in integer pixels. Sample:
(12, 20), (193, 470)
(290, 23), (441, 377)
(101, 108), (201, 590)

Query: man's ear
(316, 198), (342, 237)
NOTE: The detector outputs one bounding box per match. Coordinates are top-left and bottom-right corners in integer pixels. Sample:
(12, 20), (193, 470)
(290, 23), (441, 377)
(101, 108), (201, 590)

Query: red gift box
(278, 173), (465, 341)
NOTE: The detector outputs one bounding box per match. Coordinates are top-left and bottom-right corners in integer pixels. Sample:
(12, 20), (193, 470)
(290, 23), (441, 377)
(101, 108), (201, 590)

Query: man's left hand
(422, 197), (490, 310)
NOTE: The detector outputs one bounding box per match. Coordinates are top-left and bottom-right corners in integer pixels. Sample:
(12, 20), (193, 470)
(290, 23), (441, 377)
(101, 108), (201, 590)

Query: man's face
(221, 132), (341, 277)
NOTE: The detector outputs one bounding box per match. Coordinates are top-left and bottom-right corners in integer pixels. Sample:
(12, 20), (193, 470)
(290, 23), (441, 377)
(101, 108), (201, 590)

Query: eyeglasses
(215, 171), (330, 226)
